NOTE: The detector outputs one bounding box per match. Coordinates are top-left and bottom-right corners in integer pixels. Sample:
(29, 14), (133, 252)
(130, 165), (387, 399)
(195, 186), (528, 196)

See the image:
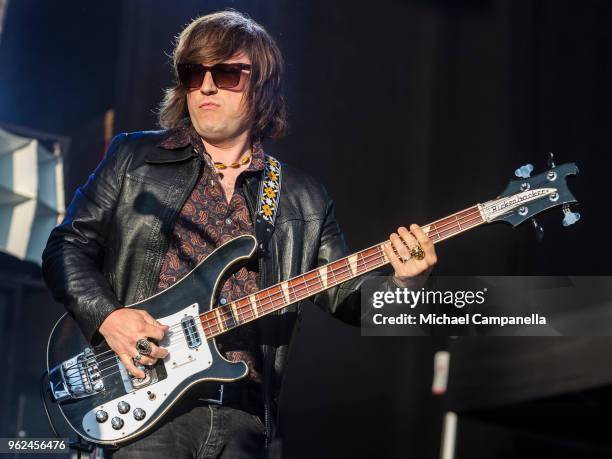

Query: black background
(0, 1), (610, 457)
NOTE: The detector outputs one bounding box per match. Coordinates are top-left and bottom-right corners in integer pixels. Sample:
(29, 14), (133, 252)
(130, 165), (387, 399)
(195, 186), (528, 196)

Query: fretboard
(199, 204), (485, 338)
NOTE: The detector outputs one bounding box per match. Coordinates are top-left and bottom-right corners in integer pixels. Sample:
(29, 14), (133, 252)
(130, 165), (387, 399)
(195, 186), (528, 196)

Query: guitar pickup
(181, 315), (202, 349)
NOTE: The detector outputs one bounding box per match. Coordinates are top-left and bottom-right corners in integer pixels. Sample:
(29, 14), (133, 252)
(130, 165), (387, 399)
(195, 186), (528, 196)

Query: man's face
(186, 50), (252, 143)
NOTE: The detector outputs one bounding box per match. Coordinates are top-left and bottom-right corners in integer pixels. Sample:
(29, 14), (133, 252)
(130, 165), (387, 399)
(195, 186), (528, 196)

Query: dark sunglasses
(177, 63), (251, 90)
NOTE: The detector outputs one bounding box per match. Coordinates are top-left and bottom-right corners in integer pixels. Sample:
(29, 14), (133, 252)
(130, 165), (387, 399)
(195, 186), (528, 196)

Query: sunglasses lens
(177, 64), (205, 89)
(211, 64), (243, 88)
(177, 63), (249, 89)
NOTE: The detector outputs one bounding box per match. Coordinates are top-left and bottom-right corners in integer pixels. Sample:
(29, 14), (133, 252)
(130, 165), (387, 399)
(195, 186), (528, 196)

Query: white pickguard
(81, 303), (213, 442)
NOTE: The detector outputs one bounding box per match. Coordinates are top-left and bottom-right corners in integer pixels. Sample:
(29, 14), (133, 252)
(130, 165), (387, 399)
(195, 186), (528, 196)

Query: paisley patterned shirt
(157, 123), (265, 383)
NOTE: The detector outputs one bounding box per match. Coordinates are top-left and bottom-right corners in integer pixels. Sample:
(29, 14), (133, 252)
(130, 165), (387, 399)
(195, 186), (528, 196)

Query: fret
(427, 223), (441, 241)
(201, 310), (222, 337)
(360, 247), (383, 271)
(380, 243), (390, 263)
(294, 280), (304, 301)
(270, 284), (286, 309)
(221, 305), (237, 329)
(426, 206), (483, 242)
(214, 309), (225, 331)
(240, 298), (256, 321)
(259, 285), (284, 313)
(300, 271), (323, 299)
(329, 259), (351, 285)
(256, 290), (271, 315)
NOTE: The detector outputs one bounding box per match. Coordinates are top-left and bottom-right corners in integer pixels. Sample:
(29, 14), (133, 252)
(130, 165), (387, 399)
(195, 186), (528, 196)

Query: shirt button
(219, 297), (227, 305)
(225, 218), (233, 225)
(210, 180), (215, 186)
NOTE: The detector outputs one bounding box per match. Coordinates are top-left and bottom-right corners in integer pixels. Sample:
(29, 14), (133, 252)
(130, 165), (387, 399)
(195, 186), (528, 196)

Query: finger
(383, 240), (406, 275)
(397, 226), (418, 251)
(137, 355), (157, 366)
(396, 228), (429, 275)
(401, 225), (429, 268)
(410, 224), (437, 265)
(143, 323), (166, 341)
(385, 238), (420, 277)
(119, 353), (145, 379)
(148, 342), (169, 359)
(390, 231), (412, 262)
(141, 311), (170, 331)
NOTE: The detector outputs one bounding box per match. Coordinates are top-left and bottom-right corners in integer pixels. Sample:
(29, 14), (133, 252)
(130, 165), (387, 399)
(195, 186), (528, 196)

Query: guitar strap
(254, 154), (281, 255)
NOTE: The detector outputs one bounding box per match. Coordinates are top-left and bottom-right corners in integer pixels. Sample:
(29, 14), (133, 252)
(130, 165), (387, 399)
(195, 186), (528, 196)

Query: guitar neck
(199, 205), (485, 338)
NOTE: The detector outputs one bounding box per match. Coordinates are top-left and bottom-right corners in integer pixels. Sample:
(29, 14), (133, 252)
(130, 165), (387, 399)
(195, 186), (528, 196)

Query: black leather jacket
(42, 130), (393, 442)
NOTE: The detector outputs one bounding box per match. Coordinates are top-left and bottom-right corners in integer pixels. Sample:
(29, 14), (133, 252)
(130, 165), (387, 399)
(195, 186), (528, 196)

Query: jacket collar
(145, 127), (196, 163)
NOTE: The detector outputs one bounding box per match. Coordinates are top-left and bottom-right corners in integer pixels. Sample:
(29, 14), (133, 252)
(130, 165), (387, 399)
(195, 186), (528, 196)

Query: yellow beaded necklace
(213, 149), (251, 170)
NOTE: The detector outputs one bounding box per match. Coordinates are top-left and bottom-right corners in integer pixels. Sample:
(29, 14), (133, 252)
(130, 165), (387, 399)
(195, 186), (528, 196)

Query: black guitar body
(45, 235), (256, 445)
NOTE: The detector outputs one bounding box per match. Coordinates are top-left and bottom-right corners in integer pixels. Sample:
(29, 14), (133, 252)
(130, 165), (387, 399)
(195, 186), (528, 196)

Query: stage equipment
(0, 0), (7, 45)
(0, 127), (65, 264)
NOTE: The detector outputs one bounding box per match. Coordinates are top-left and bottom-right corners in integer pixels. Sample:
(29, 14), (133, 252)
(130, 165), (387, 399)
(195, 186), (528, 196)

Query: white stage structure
(0, 127), (65, 264)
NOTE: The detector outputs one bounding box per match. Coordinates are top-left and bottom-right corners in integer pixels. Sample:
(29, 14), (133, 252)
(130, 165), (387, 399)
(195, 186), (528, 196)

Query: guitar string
(62, 212), (485, 383)
(63, 209), (484, 378)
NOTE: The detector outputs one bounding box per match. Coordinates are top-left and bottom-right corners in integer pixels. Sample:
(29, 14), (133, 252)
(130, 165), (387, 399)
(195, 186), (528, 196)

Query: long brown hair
(157, 10), (287, 140)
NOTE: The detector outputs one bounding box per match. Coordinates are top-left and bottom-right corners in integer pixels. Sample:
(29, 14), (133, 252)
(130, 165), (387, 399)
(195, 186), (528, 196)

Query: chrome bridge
(49, 347), (104, 402)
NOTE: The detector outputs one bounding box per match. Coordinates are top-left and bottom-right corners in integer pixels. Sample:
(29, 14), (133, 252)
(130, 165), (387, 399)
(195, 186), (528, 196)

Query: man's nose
(199, 70), (217, 95)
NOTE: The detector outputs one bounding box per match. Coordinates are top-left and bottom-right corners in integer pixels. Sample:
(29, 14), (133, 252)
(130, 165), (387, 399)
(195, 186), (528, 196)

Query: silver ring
(136, 338), (152, 356)
(401, 255), (411, 263)
(133, 353), (142, 363)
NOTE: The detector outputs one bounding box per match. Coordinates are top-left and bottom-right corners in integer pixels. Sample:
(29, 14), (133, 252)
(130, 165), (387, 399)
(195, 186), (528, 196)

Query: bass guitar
(43, 160), (579, 445)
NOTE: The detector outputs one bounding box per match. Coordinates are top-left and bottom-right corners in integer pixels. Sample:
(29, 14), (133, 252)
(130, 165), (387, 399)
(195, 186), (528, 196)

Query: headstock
(479, 154), (579, 234)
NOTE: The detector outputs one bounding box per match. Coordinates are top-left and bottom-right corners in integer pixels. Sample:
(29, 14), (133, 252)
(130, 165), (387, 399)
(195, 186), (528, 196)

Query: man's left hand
(382, 224), (437, 288)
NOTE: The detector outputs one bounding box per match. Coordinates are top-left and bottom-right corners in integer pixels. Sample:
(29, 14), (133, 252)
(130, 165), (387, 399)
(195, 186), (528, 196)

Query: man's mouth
(199, 102), (220, 109)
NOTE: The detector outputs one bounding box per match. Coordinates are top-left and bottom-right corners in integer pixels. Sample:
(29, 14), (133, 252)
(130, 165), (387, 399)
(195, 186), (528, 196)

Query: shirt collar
(159, 123), (265, 172)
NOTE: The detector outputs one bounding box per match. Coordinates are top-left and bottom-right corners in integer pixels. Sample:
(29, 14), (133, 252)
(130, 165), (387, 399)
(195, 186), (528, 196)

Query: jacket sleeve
(310, 188), (396, 326)
(42, 133), (129, 344)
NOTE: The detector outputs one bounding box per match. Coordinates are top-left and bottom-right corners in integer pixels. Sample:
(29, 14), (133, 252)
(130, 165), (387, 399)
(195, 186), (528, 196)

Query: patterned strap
(257, 155), (282, 226)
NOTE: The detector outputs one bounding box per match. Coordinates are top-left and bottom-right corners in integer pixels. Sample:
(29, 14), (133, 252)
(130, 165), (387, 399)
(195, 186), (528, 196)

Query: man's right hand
(98, 308), (169, 379)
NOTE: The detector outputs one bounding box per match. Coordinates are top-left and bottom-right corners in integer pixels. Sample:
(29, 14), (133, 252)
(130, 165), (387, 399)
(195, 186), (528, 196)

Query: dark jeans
(106, 398), (266, 459)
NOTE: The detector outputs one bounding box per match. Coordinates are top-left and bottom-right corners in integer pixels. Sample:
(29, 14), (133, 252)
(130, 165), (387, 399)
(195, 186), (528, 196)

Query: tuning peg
(562, 204), (580, 227)
(547, 152), (556, 168)
(531, 218), (544, 241)
(515, 164), (534, 179)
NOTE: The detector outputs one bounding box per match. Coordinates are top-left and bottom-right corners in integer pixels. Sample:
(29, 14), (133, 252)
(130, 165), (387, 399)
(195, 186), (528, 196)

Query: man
(42, 10), (437, 458)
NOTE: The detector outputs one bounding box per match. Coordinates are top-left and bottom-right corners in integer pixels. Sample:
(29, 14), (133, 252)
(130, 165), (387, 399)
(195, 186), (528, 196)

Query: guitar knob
(111, 417), (124, 430)
(117, 401), (130, 414)
(133, 408), (146, 421)
(514, 164), (534, 179)
(95, 410), (108, 423)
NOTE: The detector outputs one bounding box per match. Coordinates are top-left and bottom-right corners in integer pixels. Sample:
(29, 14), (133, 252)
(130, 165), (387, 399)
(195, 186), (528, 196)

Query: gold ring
(410, 244), (425, 261)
